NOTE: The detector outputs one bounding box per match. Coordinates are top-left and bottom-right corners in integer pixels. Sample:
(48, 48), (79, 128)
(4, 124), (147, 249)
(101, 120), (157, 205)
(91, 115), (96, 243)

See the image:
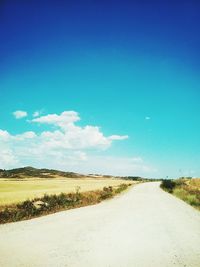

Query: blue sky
(0, 0), (200, 177)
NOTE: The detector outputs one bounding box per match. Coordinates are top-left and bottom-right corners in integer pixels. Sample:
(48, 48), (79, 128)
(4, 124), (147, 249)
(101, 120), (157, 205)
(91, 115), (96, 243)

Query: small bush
(99, 186), (113, 200)
(173, 188), (188, 200)
(160, 179), (176, 193)
(115, 183), (128, 194)
(186, 195), (199, 206)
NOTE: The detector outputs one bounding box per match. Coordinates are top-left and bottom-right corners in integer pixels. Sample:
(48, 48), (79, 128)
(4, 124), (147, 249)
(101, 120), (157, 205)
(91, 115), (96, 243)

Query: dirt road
(0, 182), (200, 267)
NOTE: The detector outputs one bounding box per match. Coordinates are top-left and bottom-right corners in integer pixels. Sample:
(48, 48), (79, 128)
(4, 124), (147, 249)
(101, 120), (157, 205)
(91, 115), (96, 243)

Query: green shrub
(186, 195), (199, 206)
(115, 183), (128, 194)
(173, 188), (188, 200)
(160, 179), (176, 193)
(100, 186), (113, 200)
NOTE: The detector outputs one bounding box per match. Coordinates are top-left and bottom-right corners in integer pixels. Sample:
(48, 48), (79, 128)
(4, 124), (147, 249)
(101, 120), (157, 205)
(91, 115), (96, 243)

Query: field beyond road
(0, 178), (133, 206)
(0, 182), (200, 267)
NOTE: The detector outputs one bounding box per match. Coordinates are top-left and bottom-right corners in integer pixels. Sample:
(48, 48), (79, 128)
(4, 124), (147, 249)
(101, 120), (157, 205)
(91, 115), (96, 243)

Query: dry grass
(161, 178), (200, 210)
(0, 178), (134, 207)
(186, 178), (200, 188)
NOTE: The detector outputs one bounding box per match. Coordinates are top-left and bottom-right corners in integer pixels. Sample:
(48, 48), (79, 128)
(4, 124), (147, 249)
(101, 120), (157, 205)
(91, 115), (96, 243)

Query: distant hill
(0, 166), (158, 181)
(0, 166), (83, 179)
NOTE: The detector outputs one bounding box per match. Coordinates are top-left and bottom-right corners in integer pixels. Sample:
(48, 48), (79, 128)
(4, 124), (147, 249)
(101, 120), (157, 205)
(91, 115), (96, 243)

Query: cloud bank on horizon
(0, 109), (155, 176)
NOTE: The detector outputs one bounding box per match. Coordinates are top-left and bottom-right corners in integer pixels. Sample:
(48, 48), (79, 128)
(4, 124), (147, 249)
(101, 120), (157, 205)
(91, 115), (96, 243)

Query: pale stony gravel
(0, 182), (200, 267)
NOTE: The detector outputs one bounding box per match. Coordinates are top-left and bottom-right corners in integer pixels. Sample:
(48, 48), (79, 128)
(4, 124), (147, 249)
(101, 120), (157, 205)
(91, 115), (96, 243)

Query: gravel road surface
(0, 182), (200, 267)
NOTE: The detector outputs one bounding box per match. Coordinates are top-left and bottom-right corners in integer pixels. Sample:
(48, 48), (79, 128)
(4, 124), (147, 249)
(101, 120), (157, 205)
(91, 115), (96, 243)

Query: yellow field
(0, 178), (134, 206)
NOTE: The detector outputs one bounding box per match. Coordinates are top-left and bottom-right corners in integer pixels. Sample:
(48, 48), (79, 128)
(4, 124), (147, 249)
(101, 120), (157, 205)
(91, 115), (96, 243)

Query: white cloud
(33, 111), (40, 117)
(0, 110), (130, 171)
(68, 151), (88, 161)
(0, 130), (156, 176)
(15, 131), (36, 141)
(108, 135), (129, 141)
(71, 155), (157, 177)
(32, 111), (80, 130)
(0, 149), (19, 169)
(13, 110), (28, 119)
(0, 130), (11, 141)
(31, 111), (128, 150)
(145, 116), (151, 120)
(130, 157), (143, 163)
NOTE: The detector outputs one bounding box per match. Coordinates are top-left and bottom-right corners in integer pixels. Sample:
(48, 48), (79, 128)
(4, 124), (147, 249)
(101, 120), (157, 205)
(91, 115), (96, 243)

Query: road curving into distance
(0, 182), (200, 267)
